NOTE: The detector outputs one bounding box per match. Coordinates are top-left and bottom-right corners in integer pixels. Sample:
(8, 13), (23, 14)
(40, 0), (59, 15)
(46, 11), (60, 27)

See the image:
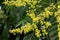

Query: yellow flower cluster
(40, 20), (45, 25)
(42, 29), (48, 35)
(32, 23), (38, 29)
(32, 23), (41, 37)
(54, 12), (58, 17)
(57, 23), (60, 31)
(40, 22), (51, 36)
(33, 17), (40, 22)
(4, 0), (26, 7)
(45, 22), (52, 28)
(9, 23), (41, 37)
(54, 10), (60, 17)
(27, 10), (35, 20)
(45, 10), (53, 18)
(27, 10), (40, 22)
(9, 28), (20, 35)
(3, 0), (41, 7)
(9, 21), (51, 37)
(26, 4), (52, 37)
(23, 23), (32, 34)
(56, 3), (60, 40)
(35, 29), (41, 38)
(9, 23), (32, 34)
(56, 16), (60, 22)
(27, 10), (52, 23)
(57, 4), (60, 39)
(57, 4), (60, 9)
(58, 32), (60, 40)
(44, 6), (54, 18)
(27, 5), (54, 23)
(58, 23), (60, 40)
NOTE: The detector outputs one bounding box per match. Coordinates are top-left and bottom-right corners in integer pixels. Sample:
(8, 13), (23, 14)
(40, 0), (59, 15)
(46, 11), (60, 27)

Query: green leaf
(23, 33), (38, 40)
(16, 36), (20, 40)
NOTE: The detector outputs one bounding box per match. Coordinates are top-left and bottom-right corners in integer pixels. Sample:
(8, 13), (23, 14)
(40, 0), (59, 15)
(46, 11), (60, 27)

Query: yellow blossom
(45, 10), (50, 18)
(57, 5), (60, 9)
(33, 17), (40, 22)
(42, 29), (48, 35)
(45, 22), (52, 28)
(56, 16), (60, 22)
(32, 23), (38, 29)
(58, 31), (60, 37)
(35, 29), (41, 38)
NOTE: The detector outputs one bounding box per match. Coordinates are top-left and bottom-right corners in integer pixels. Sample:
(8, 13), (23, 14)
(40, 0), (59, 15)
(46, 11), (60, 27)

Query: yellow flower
(58, 31), (60, 37)
(3, 2), (8, 5)
(30, 5), (35, 8)
(35, 29), (40, 33)
(33, 1), (37, 5)
(27, 12), (35, 19)
(9, 30), (12, 33)
(32, 23), (38, 29)
(35, 33), (41, 38)
(45, 22), (52, 28)
(57, 5), (60, 9)
(42, 29), (46, 32)
(35, 29), (41, 38)
(23, 23), (33, 34)
(54, 12), (58, 17)
(15, 28), (20, 33)
(40, 20), (44, 25)
(24, 28), (28, 34)
(42, 29), (48, 35)
(41, 26), (46, 29)
(26, 10), (29, 13)
(45, 11), (50, 18)
(33, 17), (40, 22)
(58, 28), (60, 31)
(56, 16), (60, 22)
(9, 29), (16, 33)
(13, 33), (16, 35)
